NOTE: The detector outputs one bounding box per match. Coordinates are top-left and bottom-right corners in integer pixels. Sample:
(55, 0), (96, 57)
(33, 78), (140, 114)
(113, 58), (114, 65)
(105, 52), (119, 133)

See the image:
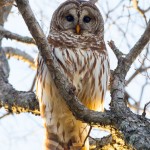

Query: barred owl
(36, 0), (110, 149)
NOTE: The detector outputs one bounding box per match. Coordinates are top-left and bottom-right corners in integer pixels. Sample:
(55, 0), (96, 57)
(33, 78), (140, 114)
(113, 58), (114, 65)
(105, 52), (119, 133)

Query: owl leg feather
(44, 122), (89, 150)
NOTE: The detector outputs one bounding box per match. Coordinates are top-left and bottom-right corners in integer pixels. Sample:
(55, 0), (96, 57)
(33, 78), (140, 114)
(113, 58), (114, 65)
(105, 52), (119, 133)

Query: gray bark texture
(0, 0), (150, 149)
(0, 47), (40, 115)
(0, 2), (39, 115)
(3, 47), (36, 69)
(0, 26), (35, 44)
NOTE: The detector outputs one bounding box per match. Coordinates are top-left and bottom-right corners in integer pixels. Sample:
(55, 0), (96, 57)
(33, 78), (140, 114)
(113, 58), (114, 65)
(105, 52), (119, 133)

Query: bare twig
(126, 46), (149, 85)
(108, 40), (125, 59)
(0, 26), (35, 44)
(82, 126), (92, 148)
(142, 101), (150, 117)
(3, 47), (36, 70)
(137, 78), (148, 114)
(126, 66), (150, 85)
(29, 75), (36, 91)
(132, 0), (147, 23)
(0, 112), (10, 119)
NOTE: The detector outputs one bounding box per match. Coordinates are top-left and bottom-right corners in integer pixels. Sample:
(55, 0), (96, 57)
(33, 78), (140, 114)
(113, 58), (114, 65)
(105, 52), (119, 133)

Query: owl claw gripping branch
(36, 0), (110, 150)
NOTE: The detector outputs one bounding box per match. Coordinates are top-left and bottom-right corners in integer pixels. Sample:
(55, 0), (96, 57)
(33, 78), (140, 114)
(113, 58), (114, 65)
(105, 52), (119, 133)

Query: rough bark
(15, 0), (113, 126)
(110, 57), (150, 149)
(0, 47), (40, 115)
(0, 2), (39, 115)
(0, 0), (149, 149)
(3, 47), (36, 69)
(0, 26), (35, 44)
(14, 0), (150, 149)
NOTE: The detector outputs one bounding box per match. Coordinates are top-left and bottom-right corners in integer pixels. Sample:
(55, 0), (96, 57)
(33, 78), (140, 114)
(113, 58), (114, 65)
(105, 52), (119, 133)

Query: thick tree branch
(0, 82), (40, 115)
(109, 23), (150, 148)
(0, 47), (39, 115)
(3, 47), (36, 69)
(0, 79), (40, 115)
(15, 0), (113, 126)
(93, 135), (112, 149)
(108, 20), (150, 148)
(90, 127), (133, 150)
(14, 0), (150, 149)
(0, 26), (35, 44)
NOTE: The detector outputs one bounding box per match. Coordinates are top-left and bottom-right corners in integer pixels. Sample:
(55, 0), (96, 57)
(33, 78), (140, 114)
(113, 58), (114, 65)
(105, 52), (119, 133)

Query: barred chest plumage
(36, 1), (110, 149)
(36, 45), (109, 148)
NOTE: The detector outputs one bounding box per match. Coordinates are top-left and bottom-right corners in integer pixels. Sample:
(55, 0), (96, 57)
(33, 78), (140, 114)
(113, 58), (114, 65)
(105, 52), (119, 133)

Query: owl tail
(44, 124), (89, 150)
(44, 135), (89, 150)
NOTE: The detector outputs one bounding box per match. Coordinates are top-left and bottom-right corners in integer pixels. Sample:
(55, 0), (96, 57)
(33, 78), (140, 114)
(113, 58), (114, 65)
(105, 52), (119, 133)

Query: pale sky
(0, 0), (150, 149)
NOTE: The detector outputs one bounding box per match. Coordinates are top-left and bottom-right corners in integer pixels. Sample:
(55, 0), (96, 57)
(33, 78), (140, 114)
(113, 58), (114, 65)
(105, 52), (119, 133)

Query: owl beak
(76, 24), (81, 34)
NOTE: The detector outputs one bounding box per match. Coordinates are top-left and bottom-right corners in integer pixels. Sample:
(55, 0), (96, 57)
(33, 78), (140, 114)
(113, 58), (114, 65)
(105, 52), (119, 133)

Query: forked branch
(15, 0), (113, 126)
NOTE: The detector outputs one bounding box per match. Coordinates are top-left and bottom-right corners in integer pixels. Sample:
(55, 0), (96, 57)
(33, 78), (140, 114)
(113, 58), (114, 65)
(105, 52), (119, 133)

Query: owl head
(50, 0), (104, 36)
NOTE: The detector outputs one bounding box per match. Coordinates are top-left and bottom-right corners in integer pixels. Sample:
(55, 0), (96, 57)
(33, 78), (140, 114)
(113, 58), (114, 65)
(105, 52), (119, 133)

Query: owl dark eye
(83, 16), (91, 23)
(66, 15), (74, 22)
